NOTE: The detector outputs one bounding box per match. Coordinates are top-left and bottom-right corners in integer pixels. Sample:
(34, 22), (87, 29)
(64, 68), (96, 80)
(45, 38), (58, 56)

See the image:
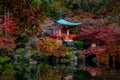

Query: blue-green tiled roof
(56, 19), (83, 26)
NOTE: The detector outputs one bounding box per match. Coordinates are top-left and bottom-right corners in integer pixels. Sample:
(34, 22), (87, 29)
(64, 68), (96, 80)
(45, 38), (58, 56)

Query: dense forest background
(0, 0), (120, 48)
(0, 1), (120, 79)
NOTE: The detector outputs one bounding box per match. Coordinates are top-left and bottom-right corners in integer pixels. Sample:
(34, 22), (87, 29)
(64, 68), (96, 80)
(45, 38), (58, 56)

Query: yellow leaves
(107, 0), (120, 16)
(36, 65), (68, 80)
(42, 37), (60, 48)
(36, 37), (67, 56)
(50, 1), (61, 11)
(99, 52), (109, 64)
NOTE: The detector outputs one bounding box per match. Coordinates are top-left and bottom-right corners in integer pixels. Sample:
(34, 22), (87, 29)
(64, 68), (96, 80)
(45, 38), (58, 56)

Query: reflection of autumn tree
(105, 41), (120, 68)
(36, 37), (67, 56)
(36, 64), (69, 80)
(99, 51), (109, 67)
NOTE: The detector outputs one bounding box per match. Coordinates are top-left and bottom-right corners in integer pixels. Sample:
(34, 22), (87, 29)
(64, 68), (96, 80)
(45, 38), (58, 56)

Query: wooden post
(96, 54), (100, 67)
(58, 29), (61, 40)
(106, 57), (109, 68)
(66, 28), (69, 39)
(57, 30), (58, 40)
(112, 55), (116, 69)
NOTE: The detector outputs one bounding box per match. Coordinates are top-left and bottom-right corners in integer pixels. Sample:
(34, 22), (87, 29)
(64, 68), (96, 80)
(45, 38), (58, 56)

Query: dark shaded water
(0, 54), (120, 80)
(12, 57), (120, 80)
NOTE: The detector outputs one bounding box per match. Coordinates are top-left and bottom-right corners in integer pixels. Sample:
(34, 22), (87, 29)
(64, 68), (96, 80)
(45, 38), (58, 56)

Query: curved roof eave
(56, 19), (83, 26)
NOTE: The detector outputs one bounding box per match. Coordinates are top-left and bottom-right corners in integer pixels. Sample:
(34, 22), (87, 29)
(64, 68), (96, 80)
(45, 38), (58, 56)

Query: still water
(12, 57), (120, 80)
(1, 54), (120, 80)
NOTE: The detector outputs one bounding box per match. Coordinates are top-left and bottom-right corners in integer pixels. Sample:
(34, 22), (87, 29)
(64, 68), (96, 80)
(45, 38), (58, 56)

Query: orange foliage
(0, 37), (15, 49)
(36, 37), (67, 56)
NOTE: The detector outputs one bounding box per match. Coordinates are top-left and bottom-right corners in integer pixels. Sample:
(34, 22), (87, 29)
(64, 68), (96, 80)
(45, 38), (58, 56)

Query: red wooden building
(49, 19), (83, 41)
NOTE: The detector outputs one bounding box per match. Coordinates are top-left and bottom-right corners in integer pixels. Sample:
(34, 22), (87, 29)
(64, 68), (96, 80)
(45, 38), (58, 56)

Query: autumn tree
(0, 0), (48, 50)
(78, 27), (120, 46)
(36, 37), (67, 57)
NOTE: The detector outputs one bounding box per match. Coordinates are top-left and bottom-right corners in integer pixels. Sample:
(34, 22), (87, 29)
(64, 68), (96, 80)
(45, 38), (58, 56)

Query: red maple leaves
(0, 16), (16, 49)
(4, 17), (16, 35)
(78, 27), (120, 46)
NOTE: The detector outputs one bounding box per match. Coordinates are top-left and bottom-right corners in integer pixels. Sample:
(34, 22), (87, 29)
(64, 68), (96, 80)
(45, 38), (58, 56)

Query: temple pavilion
(49, 19), (83, 41)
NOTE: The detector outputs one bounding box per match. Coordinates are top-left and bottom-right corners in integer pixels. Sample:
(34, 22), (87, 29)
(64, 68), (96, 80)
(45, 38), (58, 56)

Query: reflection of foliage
(14, 63), (70, 80)
(14, 64), (39, 80)
(99, 52), (109, 66)
(37, 64), (69, 80)
(74, 70), (91, 80)
(100, 68), (120, 80)
(105, 43), (120, 67)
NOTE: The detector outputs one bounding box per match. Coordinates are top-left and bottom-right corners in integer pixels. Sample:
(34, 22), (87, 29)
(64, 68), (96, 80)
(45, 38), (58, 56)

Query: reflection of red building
(49, 19), (83, 40)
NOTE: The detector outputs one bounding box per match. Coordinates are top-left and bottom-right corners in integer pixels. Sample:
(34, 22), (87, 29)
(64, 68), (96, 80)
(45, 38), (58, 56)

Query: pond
(12, 62), (99, 80)
(14, 61), (120, 80)
(0, 54), (120, 80)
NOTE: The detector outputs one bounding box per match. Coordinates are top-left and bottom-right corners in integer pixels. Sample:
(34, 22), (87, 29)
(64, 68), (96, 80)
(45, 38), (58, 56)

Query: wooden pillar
(56, 29), (62, 40)
(57, 30), (59, 40)
(58, 29), (61, 40)
(66, 28), (69, 39)
(112, 55), (116, 69)
(96, 54), (100, 67)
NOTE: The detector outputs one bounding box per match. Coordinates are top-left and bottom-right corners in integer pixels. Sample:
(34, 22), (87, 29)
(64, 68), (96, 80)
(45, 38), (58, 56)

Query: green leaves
(2, 64), (13, 75)
(107, 0), (120, 16)
(0, 56), (11, 64)
(0, 56), (13, 75)
(34, 0), (41, 3)
(64, 0), (109, 14)
(74, 41), (84, 48)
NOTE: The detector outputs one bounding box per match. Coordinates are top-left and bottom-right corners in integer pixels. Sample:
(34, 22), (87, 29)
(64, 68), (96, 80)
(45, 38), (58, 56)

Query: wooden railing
(49, 33), (78, 40)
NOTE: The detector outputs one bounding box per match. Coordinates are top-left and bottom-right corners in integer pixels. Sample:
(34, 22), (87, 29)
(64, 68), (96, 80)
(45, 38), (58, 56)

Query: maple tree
(0, 16), (16, 49)
(0, 0), (48, 50)
(78, 26), (120, 46)
(79, 24), (120, 67)
(3, 0), (45, 37)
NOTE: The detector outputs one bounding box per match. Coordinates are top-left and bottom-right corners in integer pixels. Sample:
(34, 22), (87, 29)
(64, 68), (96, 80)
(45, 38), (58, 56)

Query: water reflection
(13, 60), (97, 80)
(12, 53), (120, 80)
